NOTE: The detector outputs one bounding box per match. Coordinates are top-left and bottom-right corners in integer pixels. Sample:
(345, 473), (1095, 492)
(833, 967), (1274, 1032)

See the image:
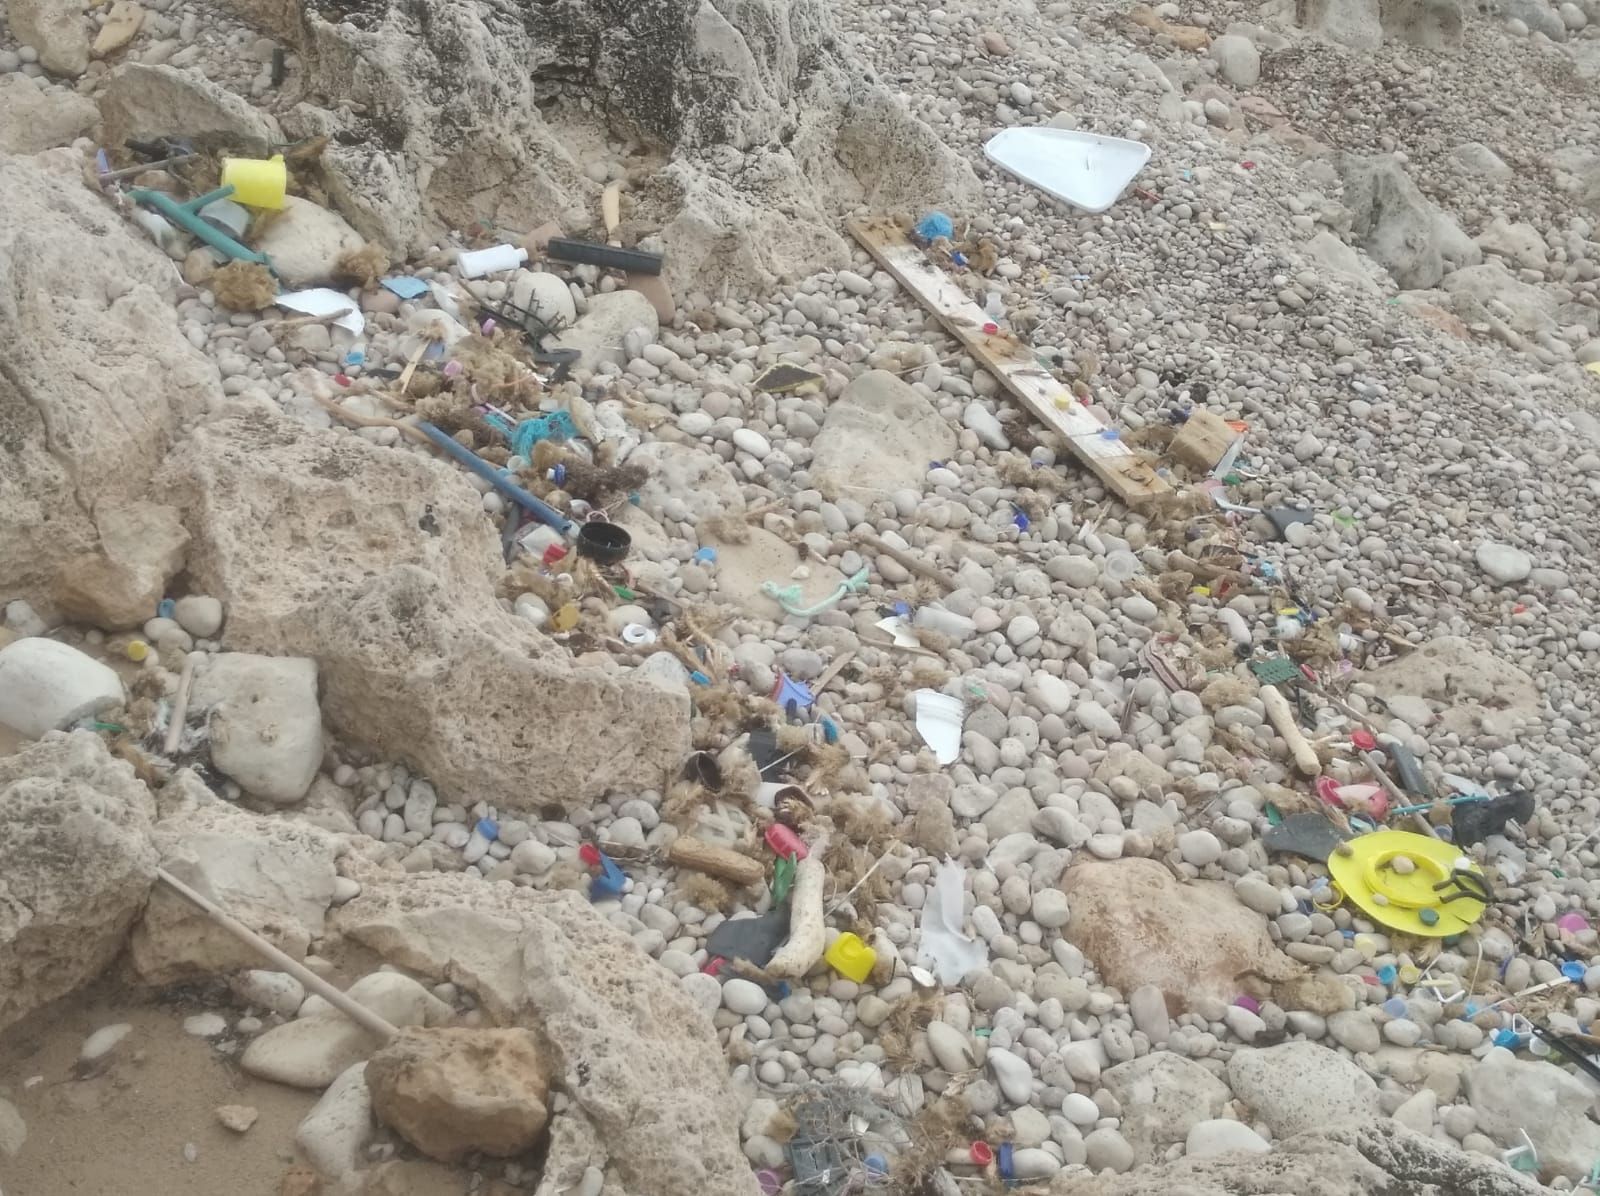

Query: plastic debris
(914, 690), (964, 765)
(983, 127), (1151, 213)
(914, 211), (954, 241)
(276, 288), (366, 336)
(824, 932), (877, 983)
(380, 276), (430, 299)
(918, 860), (986, 985)
(706, 908), (791, 967)
(761, 567), (870, 618)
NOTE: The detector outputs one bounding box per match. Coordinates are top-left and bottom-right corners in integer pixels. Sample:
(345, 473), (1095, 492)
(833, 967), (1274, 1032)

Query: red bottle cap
(1351, 729), (1377, 752)
(578, 843), (601, 867)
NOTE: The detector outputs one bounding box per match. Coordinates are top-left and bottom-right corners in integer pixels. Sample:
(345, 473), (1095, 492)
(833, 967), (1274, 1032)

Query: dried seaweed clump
(333, 242), (391, 288)
(212, 261), (277, 311)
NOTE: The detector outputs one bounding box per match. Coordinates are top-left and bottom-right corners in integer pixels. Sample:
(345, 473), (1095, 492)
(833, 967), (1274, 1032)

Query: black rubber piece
(546, 237), (663, 275)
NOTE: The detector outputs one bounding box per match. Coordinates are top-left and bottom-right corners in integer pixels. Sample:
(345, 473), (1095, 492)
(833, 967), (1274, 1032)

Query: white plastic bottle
(457, 244), (528, 278)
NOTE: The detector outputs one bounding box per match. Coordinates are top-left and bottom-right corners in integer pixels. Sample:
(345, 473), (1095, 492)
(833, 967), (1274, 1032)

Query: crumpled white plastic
(917, 858), (987, 986)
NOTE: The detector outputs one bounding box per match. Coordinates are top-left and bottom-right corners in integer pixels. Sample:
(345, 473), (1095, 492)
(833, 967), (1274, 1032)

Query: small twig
(163, 652), (199, 756)
(854, 530), (957, 591)
(813, 650), (857, 695)
(313, 393), (430, 445)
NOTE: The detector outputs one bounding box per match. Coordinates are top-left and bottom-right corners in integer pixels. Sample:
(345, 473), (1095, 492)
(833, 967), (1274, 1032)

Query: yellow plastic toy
(1327, 829), (1489, 938)
(825, 932), (877, 983)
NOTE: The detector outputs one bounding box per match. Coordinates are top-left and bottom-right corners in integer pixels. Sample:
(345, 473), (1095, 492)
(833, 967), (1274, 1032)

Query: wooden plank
(848, 217), (1170, 508)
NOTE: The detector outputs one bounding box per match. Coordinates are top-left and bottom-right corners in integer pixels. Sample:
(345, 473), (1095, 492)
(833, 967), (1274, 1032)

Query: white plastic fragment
(918, 859), (987, 985)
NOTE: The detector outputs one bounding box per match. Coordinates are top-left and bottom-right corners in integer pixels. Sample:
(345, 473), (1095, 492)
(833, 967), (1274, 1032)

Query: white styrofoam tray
(984, 127), (1152, 213)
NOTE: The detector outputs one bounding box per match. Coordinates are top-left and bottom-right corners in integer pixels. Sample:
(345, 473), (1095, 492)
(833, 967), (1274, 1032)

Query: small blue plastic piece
(1377, 964), (1398, 985)
(1011, 510), (1030, 532)
(915, 211), (954, 241)
(590, 851), (627, 900)
(773, 673), (815, 712)
(475, 817), (499, 841)
(952, 251), (968, 267)
(819, 716), (839, 745)
(381, 276), (430, 300)
(157, 598), (176, 619)
(1493, 1028), (1522, 1049)
(1564, 960), (1588, 982)
(892, 600), (912, 617)
(693, 547), (718, 564)
(1381, 996), (1407, 1017)
(997, 1142), (1016, 1185)
(547, 463), (567, 486)
(864, 1155), (888, 1177)
(689, 670), (711, 686)
(344, 347), (366, 368)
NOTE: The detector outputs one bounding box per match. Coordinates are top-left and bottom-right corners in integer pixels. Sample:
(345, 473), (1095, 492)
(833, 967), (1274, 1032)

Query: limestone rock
(508, 270), (577, 328)
(1466, 1053), (1600, 1178)
(1297, 0), (1382, 49)
(1475, 541), (1533, 585)
(1442, 261), (1557, 336)
(1379, 0), (1464, 47)
(192, 653), (323, 805)
(0, 151), (219, 622)
(631, 440), (746, 524)
(158, 406), (689, 814)
(1057, 1121), (1533, 1195)
(0, 75), (99, 153)
(1184, 1119), (1270, 1157)
(551, 290), (658, 371)
(1365, 636), (1539, 737)
(1208, 35), (1260, 87)
(295, 1062), (373, 1178)
(130, 775), (339, 983)
(810, 370), (957, 499)
(255, 197), (368, 288)
(1339, 154), (1479, 290)
(1102, 1053), (1230, 1164)
(1475, 217), (1547, 271)
(241, 974), (442, 1089)
(238, 0), (976, 292)
(331, 868), (759, 1196)
(1227, 1042), (1380, 1138)
(0, 638), (124, 739)
(51, 501), (189, 630)
(8, 0), (90, 75)
(0, 732), (157, 1032)
(98, 64), (280, 158)
(366, 1027), (550, 1162)
(1061, 858), (1300, 1012)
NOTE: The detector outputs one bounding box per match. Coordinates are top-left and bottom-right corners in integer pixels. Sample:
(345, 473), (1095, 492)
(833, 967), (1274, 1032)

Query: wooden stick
(314, 393), (430, 445)
(163, 651), (199, 756)
(813, 650), (857, 695)
(155, 868), (399, 1041)
(666, 838), (765, 887)
(1261, 684), (1321, 777)
(848, 217), (1169, 509)
(854, 530), (957, 591)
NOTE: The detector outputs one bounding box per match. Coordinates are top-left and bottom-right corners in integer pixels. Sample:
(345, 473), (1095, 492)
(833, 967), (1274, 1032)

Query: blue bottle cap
(158, 598), (176, 619)
(1563, 960), (1587, 982)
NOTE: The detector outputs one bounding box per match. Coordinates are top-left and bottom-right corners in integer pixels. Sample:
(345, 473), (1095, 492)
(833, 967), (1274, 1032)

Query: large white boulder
(0, 638), (124, 739)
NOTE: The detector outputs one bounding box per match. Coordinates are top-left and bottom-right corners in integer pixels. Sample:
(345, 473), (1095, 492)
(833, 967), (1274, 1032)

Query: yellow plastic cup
(825, 932), (877, 984)
(220, 155), (287, 209)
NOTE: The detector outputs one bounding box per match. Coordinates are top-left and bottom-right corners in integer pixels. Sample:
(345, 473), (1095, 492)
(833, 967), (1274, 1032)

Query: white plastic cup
(457, 244), (528, 278)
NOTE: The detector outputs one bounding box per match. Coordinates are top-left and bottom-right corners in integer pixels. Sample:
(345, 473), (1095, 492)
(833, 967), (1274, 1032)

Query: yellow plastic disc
(1328, 829), (1488, 938)
(126, 639), (150, 662)
(552, 602), (580, 631)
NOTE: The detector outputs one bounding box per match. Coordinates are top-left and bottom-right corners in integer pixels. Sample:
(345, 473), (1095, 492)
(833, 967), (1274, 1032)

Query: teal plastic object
(126, 184), (272, 267)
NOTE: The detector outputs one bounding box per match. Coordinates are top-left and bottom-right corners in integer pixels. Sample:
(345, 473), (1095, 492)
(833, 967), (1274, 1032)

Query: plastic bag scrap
(918, 859), (987, 985)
